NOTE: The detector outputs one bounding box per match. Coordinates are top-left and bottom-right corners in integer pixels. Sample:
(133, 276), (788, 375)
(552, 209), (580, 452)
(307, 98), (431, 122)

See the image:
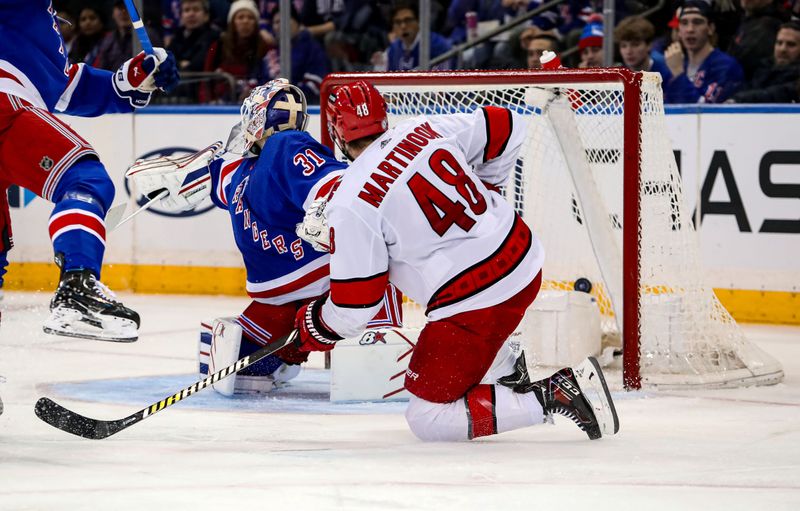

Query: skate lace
(92, 278), (120, 304)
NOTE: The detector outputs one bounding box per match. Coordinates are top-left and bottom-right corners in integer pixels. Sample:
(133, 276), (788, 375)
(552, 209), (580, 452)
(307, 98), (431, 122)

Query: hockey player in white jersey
(295, 80), (619, 441)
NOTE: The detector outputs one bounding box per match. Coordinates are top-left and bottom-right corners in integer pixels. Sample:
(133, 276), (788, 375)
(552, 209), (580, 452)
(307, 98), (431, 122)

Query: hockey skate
(43, 269), (140, 342)
(514, 357), (619, 439)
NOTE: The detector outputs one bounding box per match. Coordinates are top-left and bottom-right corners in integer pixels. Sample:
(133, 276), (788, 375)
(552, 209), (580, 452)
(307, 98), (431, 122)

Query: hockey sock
(405, 385), (545, 441)
(48, 159), (114, 276)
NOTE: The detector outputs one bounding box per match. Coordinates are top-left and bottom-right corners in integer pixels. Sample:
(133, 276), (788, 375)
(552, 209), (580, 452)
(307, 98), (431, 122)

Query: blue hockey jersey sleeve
(208, 153), (253, 209)
(57, 64), (137, 116)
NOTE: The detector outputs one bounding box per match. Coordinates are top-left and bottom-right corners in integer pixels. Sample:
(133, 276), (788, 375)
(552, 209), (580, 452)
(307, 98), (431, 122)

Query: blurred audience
(578, 22), (604, 67)
(375, 1), (453, 71)
(614, 16), (672, 84)
(527, 32), (560, 68)
(70, 6), (107, 65)
(731, 21), (800, 102)
(728, 0), (788, 81)
(94, 0), (163, 71)
(201, 0), (268, 103)
(50, 0), (800, 104)
(663, 0), (743, 103)
(261, 7), (329, 103)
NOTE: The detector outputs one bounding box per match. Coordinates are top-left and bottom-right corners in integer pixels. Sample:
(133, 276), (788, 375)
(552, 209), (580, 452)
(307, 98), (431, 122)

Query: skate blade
(574, 356), (620, 437)
(44, 308), (138, 343)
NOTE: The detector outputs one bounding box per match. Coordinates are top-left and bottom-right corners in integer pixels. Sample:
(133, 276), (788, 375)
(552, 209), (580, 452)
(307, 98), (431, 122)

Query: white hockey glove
(126, 141), (223, 212)
(296, 198), (331, 252)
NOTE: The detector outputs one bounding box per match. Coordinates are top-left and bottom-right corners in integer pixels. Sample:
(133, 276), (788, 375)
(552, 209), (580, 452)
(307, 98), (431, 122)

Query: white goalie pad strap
(126, 141), (223, 212)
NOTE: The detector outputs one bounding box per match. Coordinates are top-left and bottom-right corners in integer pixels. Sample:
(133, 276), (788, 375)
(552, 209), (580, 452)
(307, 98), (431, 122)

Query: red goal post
(319, 69), (783, 391)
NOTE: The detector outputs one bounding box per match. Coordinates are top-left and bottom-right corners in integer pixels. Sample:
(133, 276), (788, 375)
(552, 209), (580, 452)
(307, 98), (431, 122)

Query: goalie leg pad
(197, 317), (301, 397)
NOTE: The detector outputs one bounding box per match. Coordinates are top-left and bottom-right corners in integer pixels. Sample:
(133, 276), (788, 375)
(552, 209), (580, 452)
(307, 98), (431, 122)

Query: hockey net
(320, 69), (784, 390)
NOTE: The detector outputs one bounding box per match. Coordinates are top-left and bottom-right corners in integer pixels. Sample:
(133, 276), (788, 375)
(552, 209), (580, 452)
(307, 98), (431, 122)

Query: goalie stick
(35, 330), (298, 439)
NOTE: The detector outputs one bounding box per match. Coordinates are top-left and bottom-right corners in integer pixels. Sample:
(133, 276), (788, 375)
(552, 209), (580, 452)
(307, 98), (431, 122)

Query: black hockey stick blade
(35, 330), (297, 439)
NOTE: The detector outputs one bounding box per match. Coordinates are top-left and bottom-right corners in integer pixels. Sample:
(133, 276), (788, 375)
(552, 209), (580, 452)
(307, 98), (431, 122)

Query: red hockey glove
(294, 298), (343, 352)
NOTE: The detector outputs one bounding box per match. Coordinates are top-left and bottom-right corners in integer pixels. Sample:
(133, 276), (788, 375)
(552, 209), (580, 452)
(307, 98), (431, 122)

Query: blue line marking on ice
(45, 368), (407, 415)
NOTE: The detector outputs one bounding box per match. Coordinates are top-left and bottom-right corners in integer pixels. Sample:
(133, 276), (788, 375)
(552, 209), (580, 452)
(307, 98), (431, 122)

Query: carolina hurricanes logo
(359, 331), (387, 345)
(39, 156), (54, 171)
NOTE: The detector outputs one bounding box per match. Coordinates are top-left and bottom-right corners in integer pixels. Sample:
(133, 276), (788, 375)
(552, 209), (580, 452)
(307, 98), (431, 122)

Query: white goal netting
(329, 70), (783, 389)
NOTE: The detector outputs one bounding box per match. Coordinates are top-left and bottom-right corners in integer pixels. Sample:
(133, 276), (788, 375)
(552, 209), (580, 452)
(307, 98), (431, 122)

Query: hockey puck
(574, 277), (592, 293)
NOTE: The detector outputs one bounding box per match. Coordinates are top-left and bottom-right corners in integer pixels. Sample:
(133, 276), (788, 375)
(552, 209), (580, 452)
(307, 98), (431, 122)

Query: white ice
(1, 292), (799, 510)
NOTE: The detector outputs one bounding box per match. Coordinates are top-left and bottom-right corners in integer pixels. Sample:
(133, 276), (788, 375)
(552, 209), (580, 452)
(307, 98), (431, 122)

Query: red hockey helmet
(326, 81), (388, 159)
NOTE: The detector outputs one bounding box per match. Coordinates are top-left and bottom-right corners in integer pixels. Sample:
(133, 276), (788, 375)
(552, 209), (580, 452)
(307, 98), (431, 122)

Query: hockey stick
(122, 0), (154, 54)
(34, 330), (298, 439)
(106, 190), (168, 231)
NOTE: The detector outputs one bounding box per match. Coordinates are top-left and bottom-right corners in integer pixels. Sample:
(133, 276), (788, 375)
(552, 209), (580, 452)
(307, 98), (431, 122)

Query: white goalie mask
(240, 79), (309, 152)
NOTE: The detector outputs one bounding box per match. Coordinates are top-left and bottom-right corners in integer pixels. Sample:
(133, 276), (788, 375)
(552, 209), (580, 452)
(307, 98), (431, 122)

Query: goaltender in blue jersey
(127, 79), (402, 396)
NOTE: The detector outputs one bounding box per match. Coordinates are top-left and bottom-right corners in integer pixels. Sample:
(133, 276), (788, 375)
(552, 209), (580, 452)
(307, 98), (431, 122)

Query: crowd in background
(52, 0), (800, 104)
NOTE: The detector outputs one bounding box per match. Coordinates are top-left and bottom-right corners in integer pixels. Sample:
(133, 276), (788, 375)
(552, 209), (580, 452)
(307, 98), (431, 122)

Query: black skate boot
(513, 357), (619, 440)
(43, 269), (140, 342)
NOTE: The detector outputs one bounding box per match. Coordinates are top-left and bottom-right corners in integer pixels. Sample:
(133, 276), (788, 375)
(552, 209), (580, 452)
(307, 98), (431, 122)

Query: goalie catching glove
(126, 141), (223, 212)
(113, 48), (180, 108)
(296, 197), (331, 252)
(294, 297), (343, 352)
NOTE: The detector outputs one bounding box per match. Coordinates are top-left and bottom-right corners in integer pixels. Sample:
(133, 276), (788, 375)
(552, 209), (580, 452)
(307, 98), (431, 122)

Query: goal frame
(320, 69), (645, 389)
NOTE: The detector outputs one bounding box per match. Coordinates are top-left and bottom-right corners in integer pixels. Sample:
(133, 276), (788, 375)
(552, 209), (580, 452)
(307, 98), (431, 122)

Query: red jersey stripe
(426, 215), (531, 314)
(482, 107), (512, 162)
(330, 271), (389, 308)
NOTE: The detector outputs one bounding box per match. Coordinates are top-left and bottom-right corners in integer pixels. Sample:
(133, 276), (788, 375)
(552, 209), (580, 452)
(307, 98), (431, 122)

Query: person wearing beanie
(201, 0), (269, 103)
(578, 22), (604, 68)
(664, 0), (744, 103)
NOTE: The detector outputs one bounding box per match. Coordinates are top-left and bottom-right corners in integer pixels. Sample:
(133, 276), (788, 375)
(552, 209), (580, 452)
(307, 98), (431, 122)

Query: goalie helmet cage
(319, 69), (784, 390)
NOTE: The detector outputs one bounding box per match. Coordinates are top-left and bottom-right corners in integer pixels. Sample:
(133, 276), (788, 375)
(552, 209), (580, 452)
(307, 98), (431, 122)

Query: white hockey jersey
(320, 107), (545, 339)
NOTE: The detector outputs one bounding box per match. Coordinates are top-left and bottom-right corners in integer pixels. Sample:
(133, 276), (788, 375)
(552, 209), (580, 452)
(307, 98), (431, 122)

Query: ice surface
(1, 292), (798, 510)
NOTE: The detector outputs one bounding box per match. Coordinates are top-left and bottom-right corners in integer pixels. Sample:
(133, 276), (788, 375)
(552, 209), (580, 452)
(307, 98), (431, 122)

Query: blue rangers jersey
(664, 49), (744, 104)
(209, 130), (345, 305)
(0, 0), (136, 115)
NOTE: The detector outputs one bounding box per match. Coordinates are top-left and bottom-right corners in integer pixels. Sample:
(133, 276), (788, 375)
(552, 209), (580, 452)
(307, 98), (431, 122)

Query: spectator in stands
(446, 0), (504, 68)
(728, 0), (788, 81)
(162, 0), (230, 46)
(614, 16), (672, 84)
(169, 0), (220, 73)
(527, 32), (560, 69)
(261, 7), (330, 103)
(70, 6), (107, 65)
(375, 2), (453, 71)
(664, 0), (743, 103)
(653, 8), (680, 54)
(577, 22), (604, 68)
(731, 21), (800, 102)
(201, 0), (268, 103)
(94, 1), (163, 71)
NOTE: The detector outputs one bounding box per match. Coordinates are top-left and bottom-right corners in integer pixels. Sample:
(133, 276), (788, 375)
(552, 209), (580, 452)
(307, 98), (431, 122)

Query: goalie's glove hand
(126, 141), (223, 212)
(296, 198), (330, 252)
(294, 298), (342, 352)
(113, 48), (180, 108)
